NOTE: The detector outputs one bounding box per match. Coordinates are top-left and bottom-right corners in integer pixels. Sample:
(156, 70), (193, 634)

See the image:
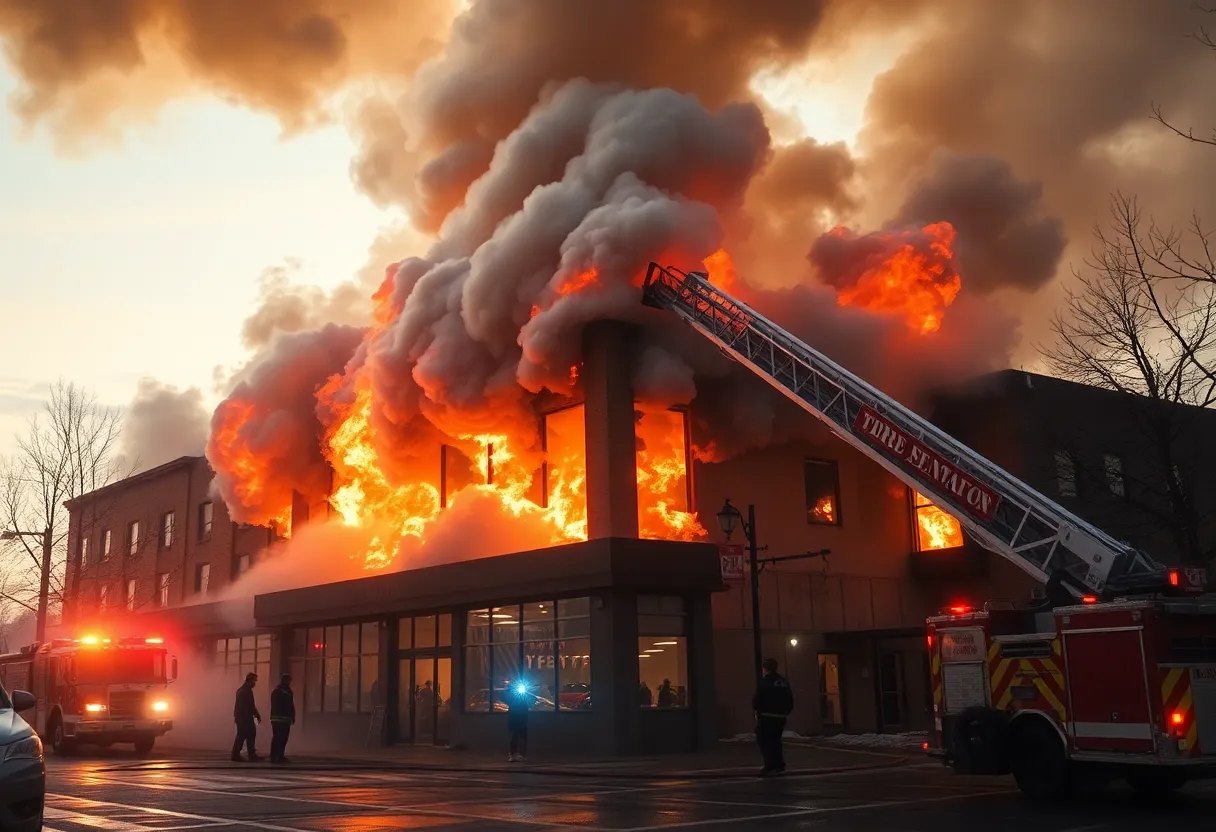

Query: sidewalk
(111, 740), (909, 780)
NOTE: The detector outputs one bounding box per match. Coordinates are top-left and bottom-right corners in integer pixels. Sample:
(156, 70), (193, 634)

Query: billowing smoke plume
(0, 0), (451, 143)
(120, 379), (209, 471)
(207, 324), (363, 525)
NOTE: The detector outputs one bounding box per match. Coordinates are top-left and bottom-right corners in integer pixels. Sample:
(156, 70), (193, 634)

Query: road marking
(47, 794), (312, 832)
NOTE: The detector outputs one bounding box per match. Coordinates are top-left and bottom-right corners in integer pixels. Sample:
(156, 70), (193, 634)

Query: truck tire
(133, 736), (155, 755)
(48, 716), (76, 756)
(1009, 718), (1071, 801)
(1127, 770), (1188, 797)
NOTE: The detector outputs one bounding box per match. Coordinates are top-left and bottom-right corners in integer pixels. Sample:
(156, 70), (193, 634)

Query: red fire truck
(927, 569), (1216, 798)
(642, 262), (1216, 799)
(0, 635), (178, 755)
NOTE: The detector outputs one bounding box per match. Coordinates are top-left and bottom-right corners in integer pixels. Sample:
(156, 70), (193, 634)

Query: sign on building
(719, 545), (745, 584)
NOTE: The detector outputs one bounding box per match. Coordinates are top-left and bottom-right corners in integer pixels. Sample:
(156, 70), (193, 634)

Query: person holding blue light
(507, 678), (531, 762)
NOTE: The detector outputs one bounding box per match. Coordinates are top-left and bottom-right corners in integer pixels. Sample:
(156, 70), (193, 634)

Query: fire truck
(641, 261), (1216, 798)
(0, 635), (178, 755)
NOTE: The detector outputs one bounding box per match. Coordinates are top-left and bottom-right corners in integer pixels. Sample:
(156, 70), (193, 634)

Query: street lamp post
(1, 526), (53, 643)
(716, 499), (764, 681)
(715, 500), (834, 684)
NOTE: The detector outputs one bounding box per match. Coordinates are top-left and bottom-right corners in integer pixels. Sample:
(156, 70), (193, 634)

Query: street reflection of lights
(644, 649), (663, 653)
(491, 614), (513, 619)
(639, 654), (650, 658)
(654, 641), (678, 646)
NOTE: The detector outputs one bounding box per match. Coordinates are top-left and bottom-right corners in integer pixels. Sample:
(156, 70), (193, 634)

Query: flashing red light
(927, 634), (935, 649)
(948, 605), (972, 615)
(1169, 569), (1180, 587)
(1171, 711), (1184, 726)
(1081, 595), (1098, 604)
(145, 637), (164, 644)
(922, 741), (930, 751)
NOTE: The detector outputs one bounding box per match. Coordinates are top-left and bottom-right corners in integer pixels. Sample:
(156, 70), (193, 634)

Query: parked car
(0, 684), (44, 831)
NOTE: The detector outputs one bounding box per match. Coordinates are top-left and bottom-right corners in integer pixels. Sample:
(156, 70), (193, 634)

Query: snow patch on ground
(816, 731), (925, 748)
(723, 731), (806, 743)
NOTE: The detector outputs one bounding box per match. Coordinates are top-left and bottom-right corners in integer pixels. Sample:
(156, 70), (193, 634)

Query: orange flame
(636, 408), (706, 541)
(913, 492), (964, 550)
(702, 249), (739, 292)
(833, 222), (961, 335)
(811, 496), (835, 524)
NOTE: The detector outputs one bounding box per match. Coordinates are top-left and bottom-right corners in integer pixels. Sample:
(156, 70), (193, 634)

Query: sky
(0, 68), (392, 453)
(0, 38), (892, 458)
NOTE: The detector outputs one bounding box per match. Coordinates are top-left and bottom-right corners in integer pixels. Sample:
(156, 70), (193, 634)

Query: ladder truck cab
(928, 570), (1216, 798)
(639, 261), (1216, 799)
(0, 635), (178, 756)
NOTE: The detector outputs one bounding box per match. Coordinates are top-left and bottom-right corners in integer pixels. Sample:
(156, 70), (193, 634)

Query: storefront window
(463, 598), (591, 712)
(638, 595), (689, 708)
(212, 633), (272, 685)
(292, 622), (380, 715)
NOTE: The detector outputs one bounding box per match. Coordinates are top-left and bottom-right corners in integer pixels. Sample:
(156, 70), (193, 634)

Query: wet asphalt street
(41, 753), (1216, 831)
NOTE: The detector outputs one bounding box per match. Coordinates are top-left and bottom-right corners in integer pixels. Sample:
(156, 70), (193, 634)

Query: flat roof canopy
(253, 537), (724, 627)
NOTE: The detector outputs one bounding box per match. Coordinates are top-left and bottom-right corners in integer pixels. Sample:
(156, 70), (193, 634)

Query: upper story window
(80, 535), (90, 566)
(161, 511), (175, 549)
(98, 584), (109, 610)
(804, 459), (841, 525)
(233, 553), (251, 578)
(1104, 454), (1125, 497)
(100, 529), (112, 561)
(125, 579), (137, 611)
(157, 573), (171, 608)
(198, 502), (213, 542)
(911, 491), (964, 551)
(127, 520), (141, 556)
(1054, 451), (1077, 497)
(195, 563), (211, 594)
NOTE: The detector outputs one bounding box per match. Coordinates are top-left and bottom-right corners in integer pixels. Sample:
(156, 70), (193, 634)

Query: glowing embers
(912, 490), (964, 551)
(636, 408), (705, 541)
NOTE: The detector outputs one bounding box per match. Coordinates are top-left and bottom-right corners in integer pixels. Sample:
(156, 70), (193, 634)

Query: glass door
(436, 657), (451, 746)
(395, 659), (413, 744)
(413, 657), (436, 745)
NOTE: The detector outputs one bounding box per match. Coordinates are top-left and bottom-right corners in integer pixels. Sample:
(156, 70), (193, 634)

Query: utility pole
(747, 504), (762, 682)
(1, 526), (54, 643)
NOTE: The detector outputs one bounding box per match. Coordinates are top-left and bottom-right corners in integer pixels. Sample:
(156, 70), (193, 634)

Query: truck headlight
(3, 735), (44, 763)
(151, 701), (169, 713)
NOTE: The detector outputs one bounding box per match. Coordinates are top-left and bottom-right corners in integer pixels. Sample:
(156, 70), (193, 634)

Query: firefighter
(231, 672), (263, 762)
(752, 657), (794, 776)
(507, 679), (531, 762)
(269, 674), (295, 764)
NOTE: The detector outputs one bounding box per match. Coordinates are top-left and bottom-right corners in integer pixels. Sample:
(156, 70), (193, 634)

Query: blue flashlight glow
(515, 683), (528, 695)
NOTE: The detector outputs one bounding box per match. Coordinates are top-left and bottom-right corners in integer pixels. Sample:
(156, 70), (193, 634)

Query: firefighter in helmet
(231, 672), (263, 762)
(752, 657), (794, 776)
(270, 673), (296, 764)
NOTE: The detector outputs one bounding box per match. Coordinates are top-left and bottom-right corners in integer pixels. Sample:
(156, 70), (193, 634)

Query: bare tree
(1042, 195), (1216, 564)
(1152, 4), (1216, 148)
(0, 381), (130, 636)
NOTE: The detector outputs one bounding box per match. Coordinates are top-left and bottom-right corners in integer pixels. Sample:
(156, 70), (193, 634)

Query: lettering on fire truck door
(1062, 629), (1154, 753)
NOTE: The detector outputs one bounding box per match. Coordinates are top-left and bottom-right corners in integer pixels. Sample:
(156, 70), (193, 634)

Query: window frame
(80, 535), (90, 567)
(127, 520), (141, 557)
(156, 572), (170, 608)
(198, 502), (214, 542)
(462, 598), (591, 714)
(1104, 453), (1125, 497)
(817, 652), (844, 727)
(636, 594), (690, 710)
(195, 563), (211, 594)
(100, 529), (111, 561)
(804, 458), (843, 526)
(161, 511), (175, 550)
(910, 490), (965, 552)
(291, 621), (380, 715)
(1053, 450), (1077, 497)
(125, 579), (137, 611)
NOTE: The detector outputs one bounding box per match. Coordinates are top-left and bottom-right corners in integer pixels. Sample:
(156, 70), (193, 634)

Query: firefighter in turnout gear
(270, 674), (296, 764)
(231, 672), (263, 762)
(753, 657), (794, 776)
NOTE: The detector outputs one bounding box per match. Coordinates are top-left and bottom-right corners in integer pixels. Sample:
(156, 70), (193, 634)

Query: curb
(94, 756), (909, 781)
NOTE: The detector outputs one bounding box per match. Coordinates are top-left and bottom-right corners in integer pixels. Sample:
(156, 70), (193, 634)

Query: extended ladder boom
(641, 262), (1163, 598)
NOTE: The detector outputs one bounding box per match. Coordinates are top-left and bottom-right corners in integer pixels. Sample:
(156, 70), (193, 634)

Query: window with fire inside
(464, 598), (591, 712)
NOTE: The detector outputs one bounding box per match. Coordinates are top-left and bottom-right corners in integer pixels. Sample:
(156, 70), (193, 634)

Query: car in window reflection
(559, 683), (590, 709)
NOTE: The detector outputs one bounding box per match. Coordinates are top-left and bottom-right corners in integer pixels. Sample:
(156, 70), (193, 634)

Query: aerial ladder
(641, 262), (1166, 600)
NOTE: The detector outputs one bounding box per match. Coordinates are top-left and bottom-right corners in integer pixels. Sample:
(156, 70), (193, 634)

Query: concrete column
(582, 321), (639, 539)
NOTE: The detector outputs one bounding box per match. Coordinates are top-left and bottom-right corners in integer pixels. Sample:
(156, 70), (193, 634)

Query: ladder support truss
(641, 262), (1162, 598)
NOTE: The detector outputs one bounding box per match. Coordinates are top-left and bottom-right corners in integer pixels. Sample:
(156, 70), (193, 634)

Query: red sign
(719, 545), (745, 584)
(853, 405), (1001, 522)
